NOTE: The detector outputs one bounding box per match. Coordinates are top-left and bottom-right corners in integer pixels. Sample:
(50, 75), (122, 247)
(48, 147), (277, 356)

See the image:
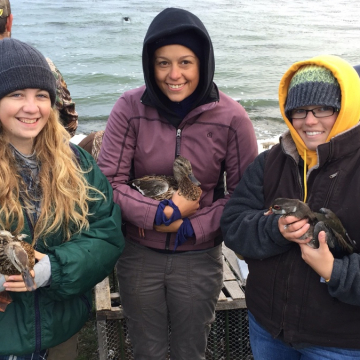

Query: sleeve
(327, 254), (360, 306)
(0, 275), (5, 292)
(221, 151), (293, 259)
(44, 149), (125, 300)
(97, 97), (160, 230)
(190, 108), (259, 244)
(46, 58), (78, 137)
(34, 255), (51, 288)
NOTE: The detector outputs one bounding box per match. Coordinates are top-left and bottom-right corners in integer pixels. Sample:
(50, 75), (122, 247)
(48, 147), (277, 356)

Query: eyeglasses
(290, 106), (339, 119)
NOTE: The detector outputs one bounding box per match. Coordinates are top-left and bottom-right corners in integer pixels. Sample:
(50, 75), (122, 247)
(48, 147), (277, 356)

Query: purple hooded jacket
(98, 8), (257, 251)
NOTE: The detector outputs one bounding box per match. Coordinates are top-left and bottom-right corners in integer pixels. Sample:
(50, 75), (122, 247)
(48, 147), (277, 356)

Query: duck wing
(314, 208), (356, 257)
(130, 176), (178, 200)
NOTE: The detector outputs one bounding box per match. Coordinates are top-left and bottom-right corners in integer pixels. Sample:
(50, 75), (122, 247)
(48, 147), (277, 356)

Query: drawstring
(303, 149), (308, 202)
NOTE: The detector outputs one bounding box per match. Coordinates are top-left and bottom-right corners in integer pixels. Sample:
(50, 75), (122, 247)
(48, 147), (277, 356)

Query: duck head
(264, 198), (314, 220)
(173, 156), (201, 186)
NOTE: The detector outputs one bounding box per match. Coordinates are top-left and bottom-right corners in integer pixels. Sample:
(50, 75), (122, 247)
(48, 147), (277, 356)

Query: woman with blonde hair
(0, 38), (124, 360)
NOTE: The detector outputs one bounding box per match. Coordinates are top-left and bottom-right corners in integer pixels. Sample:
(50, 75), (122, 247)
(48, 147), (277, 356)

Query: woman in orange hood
(222, 55), (360, 359)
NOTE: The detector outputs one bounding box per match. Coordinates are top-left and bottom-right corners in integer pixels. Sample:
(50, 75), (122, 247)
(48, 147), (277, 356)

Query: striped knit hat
(285, 65), (341, 119)
(0, 38), (56, 106)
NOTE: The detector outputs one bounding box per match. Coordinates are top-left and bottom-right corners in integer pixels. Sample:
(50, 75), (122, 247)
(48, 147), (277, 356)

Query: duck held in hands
(129, 156), (202, 201)
(0, 230), (36, 291)
(265, 198), (356, 258)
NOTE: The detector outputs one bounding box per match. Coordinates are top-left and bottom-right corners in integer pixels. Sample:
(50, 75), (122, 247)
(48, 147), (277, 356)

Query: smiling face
(154, 44), (200, 102)
(0, 88), (51, 154)
(292, 105), (338, 151)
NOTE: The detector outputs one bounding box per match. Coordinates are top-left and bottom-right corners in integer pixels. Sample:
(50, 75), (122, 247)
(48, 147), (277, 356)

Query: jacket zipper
(34, 291), (42, 352)
(323, 171), (338, 208)
(23, 210), (42, 352)
(290, 156), (304, 200)
(165, 128), (182, 251)
(280, 250), (296, 335)
(175, 128), (182, 157)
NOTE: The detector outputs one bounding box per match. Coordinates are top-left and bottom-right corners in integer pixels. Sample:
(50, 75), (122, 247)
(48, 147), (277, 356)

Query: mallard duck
(0, 230), (36, 291)
(130, 156), (201, 201)
(265, 198), (356, 258)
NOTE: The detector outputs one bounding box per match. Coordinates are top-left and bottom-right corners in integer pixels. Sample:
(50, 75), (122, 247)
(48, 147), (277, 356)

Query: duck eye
(273, 205), (280, 210)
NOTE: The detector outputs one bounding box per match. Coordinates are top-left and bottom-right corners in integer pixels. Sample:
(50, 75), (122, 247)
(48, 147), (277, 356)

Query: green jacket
(0, 145), (125, 355)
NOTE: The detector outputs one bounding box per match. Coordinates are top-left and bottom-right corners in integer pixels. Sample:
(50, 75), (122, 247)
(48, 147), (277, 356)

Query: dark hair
(0, 16), (7, 34)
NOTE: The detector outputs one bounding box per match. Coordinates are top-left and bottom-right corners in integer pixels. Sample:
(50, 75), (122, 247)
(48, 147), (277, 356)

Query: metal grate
(97, 307), (252, 360)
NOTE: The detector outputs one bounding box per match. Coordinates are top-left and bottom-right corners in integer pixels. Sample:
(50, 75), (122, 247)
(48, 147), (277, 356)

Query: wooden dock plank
(222, 244), (247, 286)
(223, 258), (236, 281)
(218, 290), (227, 302)
(224, 280), (245, 300)
(95, 277), (111, 311)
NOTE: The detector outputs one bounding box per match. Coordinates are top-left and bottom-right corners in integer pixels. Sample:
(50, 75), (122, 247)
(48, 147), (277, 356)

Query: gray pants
(116, 241), (223, 360)
(47, 333), (78, 360)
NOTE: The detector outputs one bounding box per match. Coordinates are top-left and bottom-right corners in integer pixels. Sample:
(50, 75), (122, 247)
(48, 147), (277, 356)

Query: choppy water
(10, 0), (360, 139)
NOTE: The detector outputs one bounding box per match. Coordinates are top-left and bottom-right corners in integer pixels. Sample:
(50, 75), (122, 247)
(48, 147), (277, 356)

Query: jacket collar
(140, 82), (219, 126)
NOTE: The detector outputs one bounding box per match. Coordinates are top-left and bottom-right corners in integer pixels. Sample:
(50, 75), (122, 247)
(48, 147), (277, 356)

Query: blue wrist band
(154, 199), (182, 226)
(173, 218), (194, 251)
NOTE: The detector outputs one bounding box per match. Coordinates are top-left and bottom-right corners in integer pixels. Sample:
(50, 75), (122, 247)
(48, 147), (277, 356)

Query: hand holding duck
(3, 250), (45, 292)
(278, 215), (311, 244)
(154, 190), (201, 233)
(266, 198), (356, 257)
(299, 230), (334, 281)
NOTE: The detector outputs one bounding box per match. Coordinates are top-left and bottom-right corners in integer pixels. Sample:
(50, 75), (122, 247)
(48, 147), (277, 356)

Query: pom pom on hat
(0, 38), (56, 106)
(285, 65), (341, 120)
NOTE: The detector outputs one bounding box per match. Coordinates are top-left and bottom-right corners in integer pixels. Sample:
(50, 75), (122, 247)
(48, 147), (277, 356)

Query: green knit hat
(285, 65), (341, 119)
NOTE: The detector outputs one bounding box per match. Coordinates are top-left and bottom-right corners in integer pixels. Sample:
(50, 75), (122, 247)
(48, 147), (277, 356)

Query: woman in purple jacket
(97, 8), (258, 359)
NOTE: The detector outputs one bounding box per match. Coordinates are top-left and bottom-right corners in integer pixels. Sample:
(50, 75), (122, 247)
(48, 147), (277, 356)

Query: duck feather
(129, 156), (201, 201)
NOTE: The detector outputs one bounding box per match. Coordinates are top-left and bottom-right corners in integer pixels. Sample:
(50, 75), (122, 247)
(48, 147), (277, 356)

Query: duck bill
(188, 173), (201, 186)
(264, 207), (273, 216)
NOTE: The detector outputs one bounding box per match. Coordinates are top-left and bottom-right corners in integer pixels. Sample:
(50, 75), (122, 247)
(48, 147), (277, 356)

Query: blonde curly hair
(0, 108), (102, 244)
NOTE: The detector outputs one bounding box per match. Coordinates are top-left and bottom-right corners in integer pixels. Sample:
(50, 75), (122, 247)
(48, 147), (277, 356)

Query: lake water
(10, 0), (360, 139)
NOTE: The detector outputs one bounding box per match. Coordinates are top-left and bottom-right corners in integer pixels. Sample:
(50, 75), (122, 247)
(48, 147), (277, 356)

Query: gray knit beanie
(285, 64), (341, 119)
(0, 38), (56, 106)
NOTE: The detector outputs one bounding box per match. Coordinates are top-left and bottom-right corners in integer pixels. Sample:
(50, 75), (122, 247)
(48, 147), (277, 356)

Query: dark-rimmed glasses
(290, 106), (339, 119)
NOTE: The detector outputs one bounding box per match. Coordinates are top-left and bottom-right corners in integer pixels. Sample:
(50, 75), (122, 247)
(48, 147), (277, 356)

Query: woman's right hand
(170, 190), (201, 218)
(278, 215), (311, 244)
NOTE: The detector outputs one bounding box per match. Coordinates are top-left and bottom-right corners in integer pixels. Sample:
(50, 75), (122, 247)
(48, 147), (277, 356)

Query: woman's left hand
(3, 271), (35, 292)
(3, 250), (45, 292)
(299, 230), (334, 281)
(154, 219), (183, 233)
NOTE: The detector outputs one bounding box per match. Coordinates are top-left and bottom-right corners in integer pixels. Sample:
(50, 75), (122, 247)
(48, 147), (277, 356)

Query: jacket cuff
(34, 255), (52, 288)
(327, 258), (341, 287)
(145, 200), (161, 229)
(0, 274), (5, 292)
(190, 217), (204, 244)
(47, 253), (62, 289)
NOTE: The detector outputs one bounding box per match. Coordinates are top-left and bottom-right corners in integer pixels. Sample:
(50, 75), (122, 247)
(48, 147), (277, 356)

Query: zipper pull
(176, 129), (182, 157)
(329, 172), (338, 179)
(223, 171), (229, 195)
